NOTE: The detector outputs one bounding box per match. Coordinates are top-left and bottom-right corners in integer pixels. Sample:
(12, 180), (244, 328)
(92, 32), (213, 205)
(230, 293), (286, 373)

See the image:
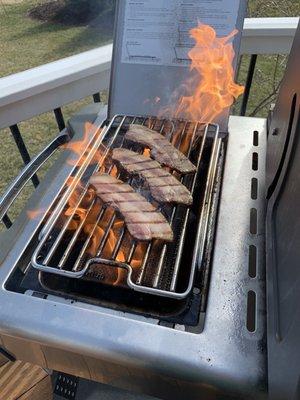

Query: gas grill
(0, 1), (299, 399)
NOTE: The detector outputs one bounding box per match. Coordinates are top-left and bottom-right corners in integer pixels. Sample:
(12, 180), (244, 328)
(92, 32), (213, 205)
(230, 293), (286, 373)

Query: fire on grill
(28, 22), (243, 303)
(32, 116), (220, 299)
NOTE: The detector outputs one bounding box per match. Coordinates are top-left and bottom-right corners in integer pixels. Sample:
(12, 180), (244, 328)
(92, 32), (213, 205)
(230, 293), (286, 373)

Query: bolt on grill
(32, 115), (221, 299)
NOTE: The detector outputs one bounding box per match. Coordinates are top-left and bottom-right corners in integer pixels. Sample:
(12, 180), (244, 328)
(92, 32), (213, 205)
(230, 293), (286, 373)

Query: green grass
(0, 0), (299, 226)
(0, 0), (112, 77)
(248, 0), (299, 18)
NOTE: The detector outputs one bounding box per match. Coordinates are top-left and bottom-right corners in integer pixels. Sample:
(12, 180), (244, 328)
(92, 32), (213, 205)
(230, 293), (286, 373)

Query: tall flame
(161, 23), (244, 123)
(63, 121), (105, 166)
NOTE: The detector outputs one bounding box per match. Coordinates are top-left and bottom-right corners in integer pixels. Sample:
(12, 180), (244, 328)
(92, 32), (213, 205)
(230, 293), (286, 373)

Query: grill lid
(266, 20), (300, 400)
(108, 0), (247, 132)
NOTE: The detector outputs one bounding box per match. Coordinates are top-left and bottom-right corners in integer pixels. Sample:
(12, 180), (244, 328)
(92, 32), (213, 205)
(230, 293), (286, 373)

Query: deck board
(18, 376), (52, 400)
(0, 360), (52, 400)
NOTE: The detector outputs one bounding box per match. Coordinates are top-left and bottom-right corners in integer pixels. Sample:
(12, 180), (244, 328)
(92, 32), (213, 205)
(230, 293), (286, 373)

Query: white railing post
(242, 17), (299, 54)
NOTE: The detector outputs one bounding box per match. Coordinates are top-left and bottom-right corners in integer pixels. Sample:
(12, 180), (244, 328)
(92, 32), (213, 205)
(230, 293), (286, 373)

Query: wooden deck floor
(0, 355), (52, 400)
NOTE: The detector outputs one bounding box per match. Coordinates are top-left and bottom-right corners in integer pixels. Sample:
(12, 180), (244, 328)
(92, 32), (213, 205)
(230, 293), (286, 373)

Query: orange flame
(143, 148), (151, 157)
(63, 122), (105, 167)
(85, 213), (147, 287)
(86, 217), (128, 286)
(63, 122), (92, 165)
(161, 23), (244, 123)
(27, 207), (47, 220)
(61, 120), (106, 229)
(27, 118), (147, 286)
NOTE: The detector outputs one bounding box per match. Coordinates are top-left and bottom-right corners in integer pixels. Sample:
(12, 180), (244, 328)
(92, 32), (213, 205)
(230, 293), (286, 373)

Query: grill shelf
(31, 115), (221, 299)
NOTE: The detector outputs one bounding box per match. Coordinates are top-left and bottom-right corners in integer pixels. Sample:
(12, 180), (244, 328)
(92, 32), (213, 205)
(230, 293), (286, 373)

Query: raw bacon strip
(125, 212), (167, 224)
(112, 148), (193, 205)
(125, 124), (196, 174)
(117, 202), (155, 213)
(127, 223), (173, 243)
(89, 174), (173, 242)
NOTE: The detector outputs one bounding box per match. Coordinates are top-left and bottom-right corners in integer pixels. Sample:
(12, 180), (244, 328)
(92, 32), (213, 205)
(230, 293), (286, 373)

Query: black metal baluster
(93, 93), (101, 103)
(2, 214), (12, 229)
(10, 124), (39, 188)
(236, 55), (243, 80)
(54, 107), (66, 131)
(240, 54), (258, 116)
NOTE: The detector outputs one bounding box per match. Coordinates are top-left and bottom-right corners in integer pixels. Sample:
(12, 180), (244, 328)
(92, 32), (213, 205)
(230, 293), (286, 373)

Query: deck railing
(0, 17), (298, 228)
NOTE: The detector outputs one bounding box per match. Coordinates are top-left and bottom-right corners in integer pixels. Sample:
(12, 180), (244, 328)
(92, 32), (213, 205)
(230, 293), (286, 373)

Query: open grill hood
(109, 0), (247, 132)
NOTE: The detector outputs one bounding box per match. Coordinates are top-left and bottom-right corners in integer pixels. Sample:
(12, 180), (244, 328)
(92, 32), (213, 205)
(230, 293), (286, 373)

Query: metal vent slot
(247, 290), (257, 332)
(252, 152), (258, 171)
(248, 245), (257, 278)
(250, 208), (258, 234)
(251, 178), (258, 199)
(253, 130), (259, 146)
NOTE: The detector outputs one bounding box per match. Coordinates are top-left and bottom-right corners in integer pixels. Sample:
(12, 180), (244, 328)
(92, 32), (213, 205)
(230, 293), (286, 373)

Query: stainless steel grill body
(0, 114), (267, 399)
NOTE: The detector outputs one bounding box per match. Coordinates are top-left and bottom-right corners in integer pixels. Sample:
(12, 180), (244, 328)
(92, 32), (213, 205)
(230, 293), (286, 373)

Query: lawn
(0, 0), (299, 224)
(0, 0), (113, 77)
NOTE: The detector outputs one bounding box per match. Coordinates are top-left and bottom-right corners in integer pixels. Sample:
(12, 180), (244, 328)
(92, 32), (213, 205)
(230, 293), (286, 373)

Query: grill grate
(32, 115), (220, 299)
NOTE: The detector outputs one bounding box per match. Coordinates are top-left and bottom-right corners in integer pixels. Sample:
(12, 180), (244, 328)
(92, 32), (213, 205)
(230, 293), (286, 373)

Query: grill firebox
(0, 112), (267, 399)
(31, 115), (223, 310)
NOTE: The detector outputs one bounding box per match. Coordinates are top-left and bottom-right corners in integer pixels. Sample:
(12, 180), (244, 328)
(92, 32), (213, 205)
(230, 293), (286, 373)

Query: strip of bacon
(89, 174), (173, 242)
(125, 124), (196, 174)
(112, 148), (193, 205)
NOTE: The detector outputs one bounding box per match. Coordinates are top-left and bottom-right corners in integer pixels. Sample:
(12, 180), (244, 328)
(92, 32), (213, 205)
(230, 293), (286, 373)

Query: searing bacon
(125, 124), (196, 174)
(112, 148), (193, 205)
(89, 174), (173, 242)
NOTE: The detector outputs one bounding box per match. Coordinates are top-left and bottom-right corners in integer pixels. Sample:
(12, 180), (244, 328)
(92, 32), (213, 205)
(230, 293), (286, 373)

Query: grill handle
(0, 130), (70, 222)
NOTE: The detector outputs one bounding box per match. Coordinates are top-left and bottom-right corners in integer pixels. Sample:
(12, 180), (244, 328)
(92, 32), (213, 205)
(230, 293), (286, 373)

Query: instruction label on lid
(121, 0), (240, 67)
